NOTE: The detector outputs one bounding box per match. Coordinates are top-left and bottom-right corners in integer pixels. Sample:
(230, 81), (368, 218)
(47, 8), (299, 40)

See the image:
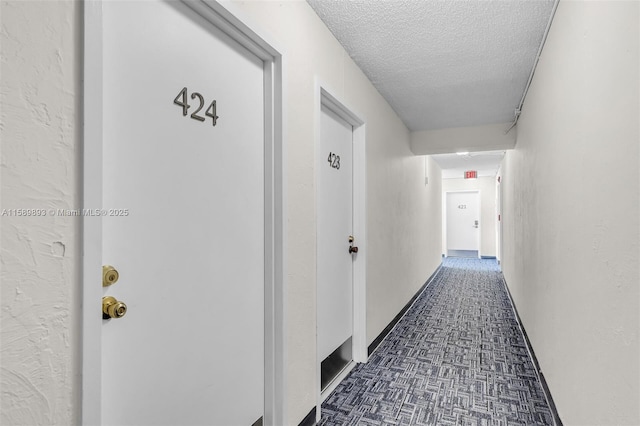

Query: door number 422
(174, 87), (218, 126)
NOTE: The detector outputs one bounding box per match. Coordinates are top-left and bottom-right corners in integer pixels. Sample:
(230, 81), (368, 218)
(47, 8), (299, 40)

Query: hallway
(320, 258), (553, 425)
(1, 1), (638, 424)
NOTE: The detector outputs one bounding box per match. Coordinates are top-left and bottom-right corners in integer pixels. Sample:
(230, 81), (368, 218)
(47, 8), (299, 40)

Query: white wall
(501, 1), (639, 424)
(442, 177), (497, 257)
(0, 1), (443, 425)
(1, 1), (82, 424)
(227, 2), (442, 422)
(411, 123), (516, 155)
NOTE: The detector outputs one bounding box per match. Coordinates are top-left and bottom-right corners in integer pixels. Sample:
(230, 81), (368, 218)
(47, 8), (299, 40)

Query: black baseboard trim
(480, 255), (497, 259)
(297, 407), (316, 426)
(500, 277), (563, 426)
(368, 263), (443, 357)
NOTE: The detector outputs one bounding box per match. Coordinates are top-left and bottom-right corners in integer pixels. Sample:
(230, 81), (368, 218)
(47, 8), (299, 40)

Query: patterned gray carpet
(319, 258), (553, 425)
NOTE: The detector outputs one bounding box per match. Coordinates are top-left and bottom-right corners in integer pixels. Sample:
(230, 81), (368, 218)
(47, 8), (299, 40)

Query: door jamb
(82, 2), (286, 424)
(314, 82), (367, 422)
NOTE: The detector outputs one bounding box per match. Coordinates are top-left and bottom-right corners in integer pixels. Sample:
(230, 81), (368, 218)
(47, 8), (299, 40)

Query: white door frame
(314, 83), (367, 419)
(82, 1), (286, 424)
(444, 190), (481, 258)
(496, 173), (503, 268)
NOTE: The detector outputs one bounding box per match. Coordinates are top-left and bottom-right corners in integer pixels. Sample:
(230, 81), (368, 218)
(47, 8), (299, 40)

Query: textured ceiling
(432, 150), (505, 179)
(307, 0), (555, 132)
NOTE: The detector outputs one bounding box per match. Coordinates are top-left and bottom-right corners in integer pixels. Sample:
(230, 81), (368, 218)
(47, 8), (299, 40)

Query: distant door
(101, 1), (264, 424)
(317, 104), (355, 390)
(446, 191), (480, 257)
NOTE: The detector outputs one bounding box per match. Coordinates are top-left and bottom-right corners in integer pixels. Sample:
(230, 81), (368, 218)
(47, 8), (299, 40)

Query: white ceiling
(306, 0), (555, 132)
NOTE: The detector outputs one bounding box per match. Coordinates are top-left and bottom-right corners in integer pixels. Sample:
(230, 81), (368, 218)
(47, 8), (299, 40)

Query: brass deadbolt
(348, 236), (354, 243)
(102, 265), (119, 287)
(102, 296), (127, 319)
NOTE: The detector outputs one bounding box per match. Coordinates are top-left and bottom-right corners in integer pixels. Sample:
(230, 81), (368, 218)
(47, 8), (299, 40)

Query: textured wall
(364, 151), (441, 346)
(1, 1), (82, 425)
(501, 1), (639, 424)
(442, 177), (497, 257)
(0, 1), (442, 425)
(225, 1), (443, 423)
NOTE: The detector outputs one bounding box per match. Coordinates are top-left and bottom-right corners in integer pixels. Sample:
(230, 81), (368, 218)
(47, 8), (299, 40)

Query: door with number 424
(98, 1), (267, 425)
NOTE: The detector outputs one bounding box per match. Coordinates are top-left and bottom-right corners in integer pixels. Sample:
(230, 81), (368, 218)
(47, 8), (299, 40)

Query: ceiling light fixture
(456, 151), (469, 156)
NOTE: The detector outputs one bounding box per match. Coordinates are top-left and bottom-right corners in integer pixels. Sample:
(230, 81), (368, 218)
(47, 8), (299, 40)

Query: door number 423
(328, 152), (340, 170)
(173, 87), (218, 126)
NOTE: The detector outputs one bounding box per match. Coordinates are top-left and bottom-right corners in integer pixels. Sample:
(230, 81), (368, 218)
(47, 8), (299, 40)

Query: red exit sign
(464, 170), (477, 179)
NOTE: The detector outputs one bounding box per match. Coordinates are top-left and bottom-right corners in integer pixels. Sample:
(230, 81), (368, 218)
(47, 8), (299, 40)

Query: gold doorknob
(102, 265), (119, 287)
(102, 296), (127, 319)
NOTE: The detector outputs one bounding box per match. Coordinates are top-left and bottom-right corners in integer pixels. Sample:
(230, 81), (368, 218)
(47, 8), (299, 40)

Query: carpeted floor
(319, 258), (554, 425)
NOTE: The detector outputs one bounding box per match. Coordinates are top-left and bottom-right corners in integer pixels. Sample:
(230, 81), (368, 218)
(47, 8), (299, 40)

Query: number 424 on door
(173, 87), (218, 126)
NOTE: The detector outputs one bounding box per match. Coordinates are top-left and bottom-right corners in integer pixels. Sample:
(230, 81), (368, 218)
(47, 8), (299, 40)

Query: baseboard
(480, 255), (496, 259)
(297, 407), (316, 426)
(367, 263), (443, 356)
(500, 277), (563, 426)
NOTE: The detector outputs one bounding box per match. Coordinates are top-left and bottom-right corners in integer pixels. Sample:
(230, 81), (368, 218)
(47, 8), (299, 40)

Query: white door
(101, 1), (264, 424)
(317, 105), (354, 370)
(446, 191), (480, 255)
(496, 177), (502, 265)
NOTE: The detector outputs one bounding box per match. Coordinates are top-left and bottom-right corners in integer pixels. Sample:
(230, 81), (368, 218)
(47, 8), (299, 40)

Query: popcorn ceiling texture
(306, 0), (555, 131)
(1, 1), (81, 424)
